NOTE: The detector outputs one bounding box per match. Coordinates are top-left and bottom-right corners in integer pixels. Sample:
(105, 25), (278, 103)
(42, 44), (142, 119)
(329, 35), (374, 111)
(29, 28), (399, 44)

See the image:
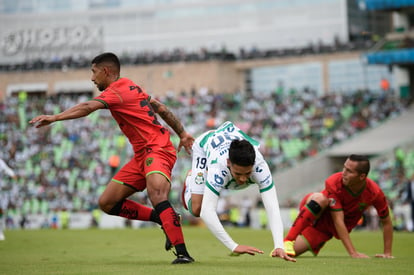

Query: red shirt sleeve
(369, 179), (390, 218)
(324, 172), (343, 211)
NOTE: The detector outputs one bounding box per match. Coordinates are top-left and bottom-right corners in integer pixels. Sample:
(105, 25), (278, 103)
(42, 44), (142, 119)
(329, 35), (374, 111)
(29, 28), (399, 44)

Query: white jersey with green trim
(186, 121), (285, 252)
(195, 121), (273, 195)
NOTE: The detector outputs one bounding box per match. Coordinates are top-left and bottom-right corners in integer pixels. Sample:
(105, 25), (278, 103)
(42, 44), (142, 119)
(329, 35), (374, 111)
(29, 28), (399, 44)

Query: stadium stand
(0, 40), (374, 73)
(0, 87), (408, 229)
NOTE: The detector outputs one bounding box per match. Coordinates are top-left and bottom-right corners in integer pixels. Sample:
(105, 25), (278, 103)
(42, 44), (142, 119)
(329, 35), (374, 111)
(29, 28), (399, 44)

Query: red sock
(285, 206), (317, 241)
(156, 201), (184, 246)
(117, 199), (153, 221)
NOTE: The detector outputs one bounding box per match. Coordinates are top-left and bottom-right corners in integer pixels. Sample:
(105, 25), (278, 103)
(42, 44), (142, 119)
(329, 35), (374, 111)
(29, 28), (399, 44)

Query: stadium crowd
(0, 39), (374, 72)
(0, 86), (411, 231)
(368, 147), (414, 232)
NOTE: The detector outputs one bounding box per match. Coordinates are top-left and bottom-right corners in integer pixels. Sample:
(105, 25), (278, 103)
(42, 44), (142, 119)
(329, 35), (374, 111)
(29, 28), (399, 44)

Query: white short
(184, 133), (209, 209)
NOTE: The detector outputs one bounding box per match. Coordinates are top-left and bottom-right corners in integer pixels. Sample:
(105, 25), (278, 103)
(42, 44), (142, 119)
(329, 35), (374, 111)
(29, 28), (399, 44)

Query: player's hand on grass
(232, 245), (264, 256)
(375, 253), (394, 259)
(30, 115), (56, 128)
(350, 251), (370, 258)
(178, 131), (194, 155)
(270, 248), (296, 262)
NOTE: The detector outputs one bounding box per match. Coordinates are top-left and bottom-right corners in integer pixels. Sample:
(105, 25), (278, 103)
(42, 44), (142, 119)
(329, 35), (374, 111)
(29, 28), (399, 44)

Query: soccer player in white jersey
(182, 121), (295, 262)
(0, 158), (17, 241)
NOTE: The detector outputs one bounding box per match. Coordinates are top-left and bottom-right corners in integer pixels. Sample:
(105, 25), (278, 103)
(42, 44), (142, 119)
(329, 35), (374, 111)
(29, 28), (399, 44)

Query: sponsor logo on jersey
(259, 174), (271, 185)
(213, 174), (224, 187)
(219, 148), (229, 156)
(329, 198), (336, 207)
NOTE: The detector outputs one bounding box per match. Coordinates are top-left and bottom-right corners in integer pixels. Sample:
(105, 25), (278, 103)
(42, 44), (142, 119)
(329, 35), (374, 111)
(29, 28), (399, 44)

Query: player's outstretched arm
(260, 185), (293, 261)
(331, 211), (369, 258)
(375, 215), (394, 259)
(150, 98), (194, 154)
(30, 100), (104, 128)
(200, 187), (241, 252)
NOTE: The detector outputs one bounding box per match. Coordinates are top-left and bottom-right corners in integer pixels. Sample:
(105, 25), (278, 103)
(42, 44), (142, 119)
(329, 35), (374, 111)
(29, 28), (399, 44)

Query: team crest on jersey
(329, 198), (336, 207)
(146, 157), (154, 166)
(195, 172), (204, 185)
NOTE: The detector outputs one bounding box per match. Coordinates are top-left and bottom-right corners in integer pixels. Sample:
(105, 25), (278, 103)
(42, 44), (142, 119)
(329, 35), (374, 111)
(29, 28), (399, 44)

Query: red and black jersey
(320, 172), (389, 238)
(93, 78), (172, 153)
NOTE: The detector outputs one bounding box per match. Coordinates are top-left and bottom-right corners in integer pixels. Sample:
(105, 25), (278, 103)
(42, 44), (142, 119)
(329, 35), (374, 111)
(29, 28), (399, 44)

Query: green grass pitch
(0, 227), (412, 275)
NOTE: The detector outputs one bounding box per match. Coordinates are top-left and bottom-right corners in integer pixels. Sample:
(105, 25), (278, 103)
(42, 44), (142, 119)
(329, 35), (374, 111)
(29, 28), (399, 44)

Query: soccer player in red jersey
(30, 52), (195, 264)
(283, 154), (394, 259)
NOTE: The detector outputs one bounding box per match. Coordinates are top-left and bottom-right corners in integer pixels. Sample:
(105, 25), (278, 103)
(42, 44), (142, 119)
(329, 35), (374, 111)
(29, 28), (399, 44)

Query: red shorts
(112, 146), (177, 191)
(301, 224), (333, 255)
(299, 193), (334, 256)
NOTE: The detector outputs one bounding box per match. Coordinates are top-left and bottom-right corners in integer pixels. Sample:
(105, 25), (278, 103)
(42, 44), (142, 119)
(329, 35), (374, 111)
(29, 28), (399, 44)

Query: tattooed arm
(150, 98), (194, 154)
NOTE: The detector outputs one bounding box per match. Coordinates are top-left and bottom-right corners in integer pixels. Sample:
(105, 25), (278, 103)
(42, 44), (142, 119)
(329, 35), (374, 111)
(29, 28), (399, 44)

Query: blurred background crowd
(1, 87), (413, 231)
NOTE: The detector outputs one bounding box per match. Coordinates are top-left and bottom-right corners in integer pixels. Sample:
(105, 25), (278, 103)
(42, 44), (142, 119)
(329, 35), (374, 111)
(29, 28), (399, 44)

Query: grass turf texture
(0, 227), (412, 275)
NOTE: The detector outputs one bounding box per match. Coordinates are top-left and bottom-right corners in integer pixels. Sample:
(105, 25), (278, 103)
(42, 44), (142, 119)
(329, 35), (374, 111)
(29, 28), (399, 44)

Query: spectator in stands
(401, 36), (414, 48)
(380, 78), (390, 92)
(29, 52), (195, 264)
(402, 173), (414, 231)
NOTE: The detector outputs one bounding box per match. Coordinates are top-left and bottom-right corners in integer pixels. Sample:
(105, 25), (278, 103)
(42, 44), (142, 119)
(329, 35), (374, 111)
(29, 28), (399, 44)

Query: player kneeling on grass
(284, 154), (394, 259)
(182, 121), (295, 262)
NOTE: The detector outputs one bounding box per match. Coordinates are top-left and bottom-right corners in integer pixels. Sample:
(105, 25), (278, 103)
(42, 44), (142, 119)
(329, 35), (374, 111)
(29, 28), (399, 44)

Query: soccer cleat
(284, 240), (296, 257)
(171, 254), (195, 264)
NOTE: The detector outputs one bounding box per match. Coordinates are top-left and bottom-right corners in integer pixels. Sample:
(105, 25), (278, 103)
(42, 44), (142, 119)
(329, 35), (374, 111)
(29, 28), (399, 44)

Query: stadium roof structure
(365, 48), (414, 65)
(361, 0), (414, 11)
(361, 0), (414, 65)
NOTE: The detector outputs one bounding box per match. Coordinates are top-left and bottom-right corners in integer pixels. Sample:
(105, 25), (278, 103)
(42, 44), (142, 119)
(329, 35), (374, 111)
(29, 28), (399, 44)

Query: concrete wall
(273, 153), (335, 204)
(0, 51), (363, 101)
(0, 61), (243, 99)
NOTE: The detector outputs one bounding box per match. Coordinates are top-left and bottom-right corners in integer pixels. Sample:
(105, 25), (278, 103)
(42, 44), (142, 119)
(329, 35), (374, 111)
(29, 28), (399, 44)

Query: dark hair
(348, 154), (370, 175)
(91, 52), (120, 73)
(228, 139), (255, 166)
